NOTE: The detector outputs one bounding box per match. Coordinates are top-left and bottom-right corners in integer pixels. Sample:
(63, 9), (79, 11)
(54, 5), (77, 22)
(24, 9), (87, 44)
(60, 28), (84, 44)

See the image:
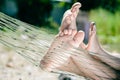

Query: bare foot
(40, 4), (118, 79)
(80, 22), (104, 54)
(40, 2), (84, 72)
(85, 22), (120, 71)
(86, 22), (103, 53)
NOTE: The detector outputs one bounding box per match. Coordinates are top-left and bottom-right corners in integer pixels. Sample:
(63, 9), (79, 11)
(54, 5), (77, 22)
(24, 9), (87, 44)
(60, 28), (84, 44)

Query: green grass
(89, 8), (120, 44)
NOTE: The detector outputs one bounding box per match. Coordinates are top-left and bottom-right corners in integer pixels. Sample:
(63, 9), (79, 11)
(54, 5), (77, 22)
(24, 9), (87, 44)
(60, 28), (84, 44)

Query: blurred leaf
(89, 8), (120, 44)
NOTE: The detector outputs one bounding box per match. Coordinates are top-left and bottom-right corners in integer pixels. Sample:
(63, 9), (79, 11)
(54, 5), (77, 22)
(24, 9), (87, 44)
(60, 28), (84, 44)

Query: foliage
(77, 0), (120, 13)
(89, 8), (120, 44)
(17, 0), (53, 26)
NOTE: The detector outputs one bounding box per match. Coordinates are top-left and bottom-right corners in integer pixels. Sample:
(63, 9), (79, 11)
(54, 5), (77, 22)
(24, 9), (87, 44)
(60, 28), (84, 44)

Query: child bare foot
(40, 2), (84, 72)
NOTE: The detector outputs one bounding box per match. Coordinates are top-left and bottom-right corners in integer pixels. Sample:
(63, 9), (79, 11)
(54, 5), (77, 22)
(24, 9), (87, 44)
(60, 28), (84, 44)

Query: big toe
(71, 2), (81, 12)
(87, 22), (101, 52)
(71, 2), (81, 18)
(88, 22), (97, 43)
(60, 11), (72, 31)
(74, 30), (85, 45)
(89, 22), (96, 36)
(70, 30), (85, 48)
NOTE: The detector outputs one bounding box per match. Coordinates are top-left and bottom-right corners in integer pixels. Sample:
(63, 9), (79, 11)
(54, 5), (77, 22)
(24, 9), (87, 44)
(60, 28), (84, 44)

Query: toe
(89, 22), (96, 36)
(59, 32), (64, 36)
(71, 2), (81, 12)
(60, 14), (72, 31)
(68, 29), (72, 35)
(60, 2), (81, 32)
(80, 42), (87, 49)
(88, 22), (97, 42)
(87, 22), (101, 52)
(65, 15), (72, 25)
(70, 30), (85, 48)
(71, 29), (77, 38)
(74, 30), (85, 44)
(71, 2), (81, 18)
(63, 29), (68, 35)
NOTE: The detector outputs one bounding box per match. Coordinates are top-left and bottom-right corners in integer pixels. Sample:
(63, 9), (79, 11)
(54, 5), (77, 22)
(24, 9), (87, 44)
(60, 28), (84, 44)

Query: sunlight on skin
(40, 2), (120, 80)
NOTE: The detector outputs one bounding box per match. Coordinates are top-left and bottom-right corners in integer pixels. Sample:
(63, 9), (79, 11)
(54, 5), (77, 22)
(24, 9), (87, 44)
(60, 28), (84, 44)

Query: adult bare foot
(85, 22), (103, 54)
(40, 2), (84, 73)
(82, 22), (120, 71)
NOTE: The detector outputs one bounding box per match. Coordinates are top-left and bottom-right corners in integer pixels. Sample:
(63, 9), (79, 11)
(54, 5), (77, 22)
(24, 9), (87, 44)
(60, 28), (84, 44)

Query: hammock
(0, 12), (82, 77)
(0, 12), (54, 67)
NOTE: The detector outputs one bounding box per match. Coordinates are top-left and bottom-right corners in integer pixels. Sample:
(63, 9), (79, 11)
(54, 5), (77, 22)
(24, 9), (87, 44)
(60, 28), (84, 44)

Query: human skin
(40, 2), (120, 80)
(83, 22), (120, 71)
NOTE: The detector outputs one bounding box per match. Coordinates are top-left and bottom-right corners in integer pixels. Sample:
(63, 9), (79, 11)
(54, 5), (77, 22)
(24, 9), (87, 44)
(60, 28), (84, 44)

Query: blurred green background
(0, 0), (120, 50)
